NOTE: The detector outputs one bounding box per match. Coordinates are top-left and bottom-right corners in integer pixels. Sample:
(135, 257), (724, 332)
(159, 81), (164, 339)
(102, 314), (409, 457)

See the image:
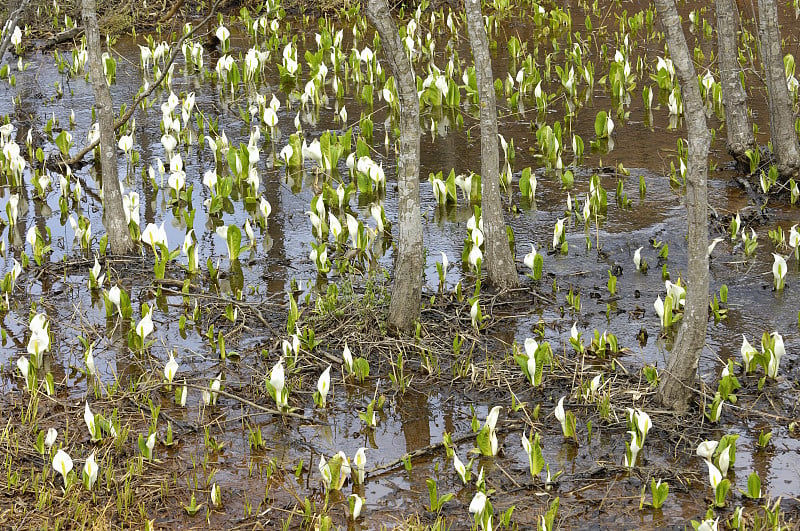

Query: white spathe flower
(370, 203), (384, 233)
(707, 237), (724, 257)
(108, 286), (122, 315)
(706, 458), (722, 490)
(554, 396), (566, 430)
(772, 253), (787, 290)
(665, 280), (686, 306)
(470, 299), (480, 327)
(353, 447), (367, 484)
(141, 222), (168, 250)
(178, 383), (188, 407)
(789, 224), (800, 249)
(203, 170), (218, 193)
(653, 295), (664, 321)
(270, 359), (287, 408)
(469, 491), (487, 515)
(524, 244), (538, 272)
(302, 139), (324, 166)
(27, 324), (50, 360)
(84, 402), (97, 439)
(118, 134), (133, 154)
(741, 335), (757, 372)
(453, 453), (467, 483)
(697, 518), (719, 531)
(329, 213), (342, 240)
(85, 348), (96, 376)
(168, 170), (186, 193)
(625, 430), (641, 467)
(26, 226), (36, 247)
(10, 26), (22, 47)
(135, 307), (154, 342)
(342, 343), (353, 374)
(169, 152), (183, 173)
(588, 374), (602, 396)
(16, 356), (30, 382)
(485, 406), (501, 433)
(164, 352), (178, 383)
(634, 409), (652, 438)
(768, 331), (785, 378)
(90, 257), (104, 285)
(524, 337), (538, 382)
(718, 445), (731, 477)
(633, 247), (643, 271)
(319, 455), (332, 488)
(215, 25), (230, 44)
(83, 452), (99, 490)
(440, 252), (449, 273)
(259, 197), (272, 220)
(263, 107), (278, 128)
(772, 331), (786, 363)
(316, 365), (331, 407)
(279, 144), (293, 164)
(146, 432), (156, 457)
(44, 428), (58, 449)
(161, 134), (177, 155)
(468, 245), (483, 269)
(349, 493), (364, 520)
(6, 193), (19, 225)
(52, 449), (73, 487)
(553, 217), (566, 249)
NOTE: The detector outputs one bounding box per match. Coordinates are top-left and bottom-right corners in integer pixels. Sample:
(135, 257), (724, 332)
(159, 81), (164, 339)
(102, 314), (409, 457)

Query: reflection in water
(0, 5), (798, 527)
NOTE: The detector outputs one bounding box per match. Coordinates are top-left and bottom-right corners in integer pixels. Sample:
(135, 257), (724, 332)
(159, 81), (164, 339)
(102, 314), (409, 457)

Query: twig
(182, 382), (318, 423)
(367, 431), (476, 478)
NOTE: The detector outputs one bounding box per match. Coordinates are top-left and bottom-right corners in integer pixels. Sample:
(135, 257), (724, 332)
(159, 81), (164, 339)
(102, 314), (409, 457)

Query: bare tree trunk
(757, 0), (800, 178)
(654, 0), (711, 413)
(81, 0), (133, 254)
(366, 0), (423, 334)
(716, 0), (754, 163)
(464, 0), (518, 289)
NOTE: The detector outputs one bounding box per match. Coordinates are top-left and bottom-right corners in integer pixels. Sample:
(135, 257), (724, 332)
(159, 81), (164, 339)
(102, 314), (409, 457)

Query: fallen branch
(183, 382), (318, 423)
(39, 27), (84, 50)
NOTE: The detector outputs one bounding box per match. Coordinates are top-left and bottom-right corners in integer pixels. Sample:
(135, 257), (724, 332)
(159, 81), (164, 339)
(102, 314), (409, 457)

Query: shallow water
(1, 0), (799, 528)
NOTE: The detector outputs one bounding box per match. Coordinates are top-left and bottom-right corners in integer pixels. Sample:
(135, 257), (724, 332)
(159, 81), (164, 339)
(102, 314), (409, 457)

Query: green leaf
(745, 472), (761, 499)
(594, 110), (608, 138)
(476, 425), (493, 456)
(226, 225), (242, 261)
(519, 166), (534, 200)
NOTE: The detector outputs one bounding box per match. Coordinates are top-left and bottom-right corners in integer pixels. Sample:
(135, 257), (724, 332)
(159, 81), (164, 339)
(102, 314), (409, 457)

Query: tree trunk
(464, 0), (519, 290)
(366, 0), (423, 334)
(757, 0), (800, 178)
(716, 0), (754, 163)
(654, 0), (711, 413)
(81, 0), (133, 254)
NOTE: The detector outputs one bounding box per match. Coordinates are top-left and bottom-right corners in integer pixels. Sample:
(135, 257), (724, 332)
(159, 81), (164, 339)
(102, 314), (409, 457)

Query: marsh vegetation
(0, 0), (799, 529)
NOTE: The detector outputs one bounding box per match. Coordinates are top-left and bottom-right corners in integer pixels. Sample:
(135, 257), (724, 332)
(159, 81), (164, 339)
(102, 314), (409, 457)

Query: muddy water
(1, 1), (800, 529)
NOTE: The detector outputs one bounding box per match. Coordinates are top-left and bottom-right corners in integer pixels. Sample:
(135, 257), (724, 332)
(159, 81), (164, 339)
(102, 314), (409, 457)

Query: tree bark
(716, 0), (754, 163)
(464, 0), (519, 289)
(81, 0), (133, 254)
(366, 0), (423, 334)
(654, 0), (711, 413)
(757, 0), (800, 177)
